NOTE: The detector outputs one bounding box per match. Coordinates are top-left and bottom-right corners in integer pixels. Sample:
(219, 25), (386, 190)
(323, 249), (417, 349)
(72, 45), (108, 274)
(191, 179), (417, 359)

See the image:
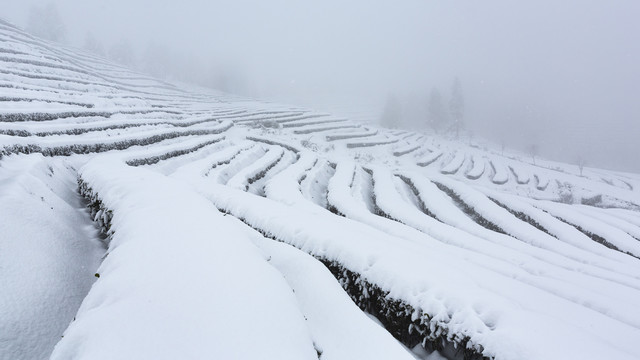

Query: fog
(2, 0), (639, 172)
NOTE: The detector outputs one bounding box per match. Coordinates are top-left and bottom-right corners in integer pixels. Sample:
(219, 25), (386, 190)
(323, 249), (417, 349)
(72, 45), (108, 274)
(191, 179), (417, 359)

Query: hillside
(1, 18), (640, 360)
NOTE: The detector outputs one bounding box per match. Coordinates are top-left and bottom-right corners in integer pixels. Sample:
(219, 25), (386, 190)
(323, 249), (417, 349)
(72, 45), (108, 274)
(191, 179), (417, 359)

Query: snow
(2, 20), (640, 360)
(263, 151), (322, 209)
(51, 156), (318, 360)
(0, 155), (103, 360)
(187, 175), (640, 359)
(524, 197), (640, 258)
(417, 149), (443, 167)
(226, 146), (285, 192)
(253, 238), (416, 360)
(440, 151), (466, 175)
(489, 159), (510, 184)
(464, 155), (486, 180)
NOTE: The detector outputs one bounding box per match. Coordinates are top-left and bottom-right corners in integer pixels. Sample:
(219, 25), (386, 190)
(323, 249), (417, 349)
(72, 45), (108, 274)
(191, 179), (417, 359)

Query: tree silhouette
(527, 144), (539, 165)
(449, 77), (464, 138)
(380, 94), (402, 129)
(428, 88), (448, 132)
(576, 156), (587, 176)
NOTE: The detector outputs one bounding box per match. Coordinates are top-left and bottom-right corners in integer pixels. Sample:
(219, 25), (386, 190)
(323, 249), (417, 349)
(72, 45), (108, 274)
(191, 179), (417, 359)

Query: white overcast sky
(2, 0), (639, 172)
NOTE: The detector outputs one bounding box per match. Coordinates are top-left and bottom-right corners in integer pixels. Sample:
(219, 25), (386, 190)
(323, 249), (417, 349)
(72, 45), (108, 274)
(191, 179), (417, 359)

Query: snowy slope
(1, 19), (640, 360)
(0, 155), (103, 360)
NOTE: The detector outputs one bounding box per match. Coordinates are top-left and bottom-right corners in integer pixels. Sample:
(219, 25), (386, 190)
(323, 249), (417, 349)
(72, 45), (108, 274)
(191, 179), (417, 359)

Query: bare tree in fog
(26, 3), (66, 43)
(428, 88), (449, 132)
(380, 94), (403, 129)
(576, 156), (587, 176)
(449, 77), (464, 138)
(527, 144), (540, 165)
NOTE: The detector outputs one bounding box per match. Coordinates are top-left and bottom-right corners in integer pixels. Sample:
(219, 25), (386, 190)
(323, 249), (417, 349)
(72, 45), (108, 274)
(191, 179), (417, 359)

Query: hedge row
(217, 207), (491, 360)
(551, 215), (638, 259)
(393, 145), (421, 157)
(417, 152), (442, 167)
(396, 175), (440, 219)
(432, 182), (508, 235)
(0, 108), (182, 122)
(0, 96), (94, 108)
(0, 118), (225, 138)
(77, 161), (490, 360)
(346, 139), (398, 149)
(125, 137), (225, 166)
(1, 129), (225, 158)
(246, 151), (285, 186)
(488, 198), (556, 239)
(78, 178), (114, 244)
(326, 130), (377, 142)
(246, 136), (301, 153)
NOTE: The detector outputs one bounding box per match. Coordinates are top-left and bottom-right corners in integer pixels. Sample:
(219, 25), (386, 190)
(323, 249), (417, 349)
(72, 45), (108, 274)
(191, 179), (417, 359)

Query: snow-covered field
(1, 19), (640, 360)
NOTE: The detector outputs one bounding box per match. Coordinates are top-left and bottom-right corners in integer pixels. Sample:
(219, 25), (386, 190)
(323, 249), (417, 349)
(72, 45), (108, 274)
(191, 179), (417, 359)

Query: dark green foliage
(78, 178), (114, 243)
(396, 175), (440, 220)
(126, 137), (225, 166)
(0, 118), (226, 137)
(0, 96), (94, 108)
(580, 194), (602, 206)
(432, 182), (508, 235)
(489, 198), (556, 238)
(247, 151), (285, 186)
(552, 215), (638, 259)
(393, 145), (421, 157)
(0, 111), (111, 122)
(1, 129), (226, 158)
(0, 108), (181, 123)
(213, 204), (492, 360)
(246, 136), (300, 153)
(318, 259), (490, 360)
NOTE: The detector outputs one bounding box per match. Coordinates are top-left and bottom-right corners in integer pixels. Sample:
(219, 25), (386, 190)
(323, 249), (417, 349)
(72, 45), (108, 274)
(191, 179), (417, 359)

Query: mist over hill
(1, 5), (640, 360)
(2, 0), (640, 172)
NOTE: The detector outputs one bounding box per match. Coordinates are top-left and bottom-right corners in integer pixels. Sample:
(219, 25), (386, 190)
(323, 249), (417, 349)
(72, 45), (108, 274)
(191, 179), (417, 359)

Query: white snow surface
(51, 157), (318, 360)
(0, 155), (103, 360)
(254, 238), (416, 360)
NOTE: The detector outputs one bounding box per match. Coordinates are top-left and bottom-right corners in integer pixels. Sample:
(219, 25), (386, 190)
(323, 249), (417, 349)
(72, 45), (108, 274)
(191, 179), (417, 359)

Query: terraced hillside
(2, 19), (640, 360)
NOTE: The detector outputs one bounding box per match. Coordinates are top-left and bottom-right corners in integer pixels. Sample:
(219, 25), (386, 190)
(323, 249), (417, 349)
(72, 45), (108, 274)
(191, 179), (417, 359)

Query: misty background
(2, 0), (639, 172)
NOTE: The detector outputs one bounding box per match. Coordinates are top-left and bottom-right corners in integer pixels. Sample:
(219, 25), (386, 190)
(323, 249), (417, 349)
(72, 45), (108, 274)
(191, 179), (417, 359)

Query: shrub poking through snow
(432, 181), (507, 235)
(216, 208), (490, 360)
(125, 138), (225, 166)
(1, 129), (226, 158)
